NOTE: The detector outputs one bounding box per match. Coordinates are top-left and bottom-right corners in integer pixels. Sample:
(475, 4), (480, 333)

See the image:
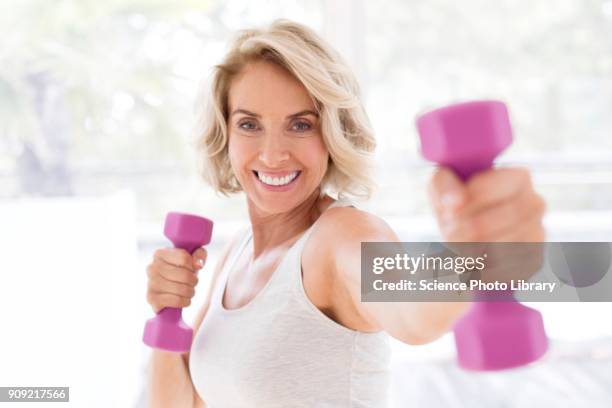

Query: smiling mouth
(253, 170), (301, 187)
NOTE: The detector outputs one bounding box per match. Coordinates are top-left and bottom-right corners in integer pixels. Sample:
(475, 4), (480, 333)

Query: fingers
(146, 293), (192, 312)
(443, 188), (546, 241)
(146, 256), (200, 313)
(147, 262), (199, 287)
(192, 248), (208, 272)
(430, 166), (547, 242)
(430, 166), (536, 217)
(154, 248), (196, 272)
(428, 167), (467, 217)
(489, 217), (546, 242)
(148, 272), (196, 299)
(463, 167), (533, 213)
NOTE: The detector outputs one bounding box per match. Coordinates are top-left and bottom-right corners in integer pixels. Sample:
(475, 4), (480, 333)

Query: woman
(145, 19), (546, 407)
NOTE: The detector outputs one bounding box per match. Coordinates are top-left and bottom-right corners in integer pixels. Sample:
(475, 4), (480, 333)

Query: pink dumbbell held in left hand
(416, 100), (548, 370)
(143, 212), (214, 353)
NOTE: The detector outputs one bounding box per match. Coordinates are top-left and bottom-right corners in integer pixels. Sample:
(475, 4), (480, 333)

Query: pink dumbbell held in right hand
(143, 212), (214, 353)
(416, 100), (548, 371)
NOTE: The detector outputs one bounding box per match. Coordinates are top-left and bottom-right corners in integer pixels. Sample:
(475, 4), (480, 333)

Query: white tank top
(189, 198), (391, 407)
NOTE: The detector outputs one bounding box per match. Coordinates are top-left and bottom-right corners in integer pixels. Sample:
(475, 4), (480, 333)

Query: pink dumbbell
(416, 100), (548, 370)
(143, 212), (214, 353)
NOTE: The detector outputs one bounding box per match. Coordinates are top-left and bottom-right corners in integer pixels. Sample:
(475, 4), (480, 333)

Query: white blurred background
(0, 0), (611, 407)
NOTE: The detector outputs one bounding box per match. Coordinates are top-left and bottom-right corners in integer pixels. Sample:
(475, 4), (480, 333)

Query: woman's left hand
(428, 166), (547, 242)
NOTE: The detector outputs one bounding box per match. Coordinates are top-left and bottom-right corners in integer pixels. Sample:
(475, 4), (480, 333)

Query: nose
(258, 132), (289, 167)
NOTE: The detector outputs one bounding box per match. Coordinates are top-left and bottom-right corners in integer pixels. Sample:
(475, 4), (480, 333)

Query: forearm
(342, 241), (472, 344)
(148, 351), (197, 408)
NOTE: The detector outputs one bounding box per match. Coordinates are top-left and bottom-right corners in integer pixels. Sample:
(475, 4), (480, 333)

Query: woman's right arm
(146, 231), (240, 408)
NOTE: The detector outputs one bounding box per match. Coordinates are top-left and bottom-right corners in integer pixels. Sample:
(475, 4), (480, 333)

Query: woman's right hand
(146, 247), (207, 313)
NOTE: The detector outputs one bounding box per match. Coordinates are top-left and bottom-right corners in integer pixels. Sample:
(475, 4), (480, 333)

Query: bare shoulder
(301, 203), (400, 331)
(313, 205), (399, 249)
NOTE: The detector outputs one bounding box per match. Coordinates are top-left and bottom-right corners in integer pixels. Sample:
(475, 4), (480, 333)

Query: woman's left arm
(328, 166), (546, 345)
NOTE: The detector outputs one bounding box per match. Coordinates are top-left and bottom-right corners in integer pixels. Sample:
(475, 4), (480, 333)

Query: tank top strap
(210, 225), (252, 308)
(280, 197), (357, 290)
(299, 196), (356, 248)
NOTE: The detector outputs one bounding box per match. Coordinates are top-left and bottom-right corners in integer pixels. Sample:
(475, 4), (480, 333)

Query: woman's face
(227, 61), (329, 214)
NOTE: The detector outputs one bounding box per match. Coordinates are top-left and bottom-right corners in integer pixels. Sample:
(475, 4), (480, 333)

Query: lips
(252, 170), (302, 190)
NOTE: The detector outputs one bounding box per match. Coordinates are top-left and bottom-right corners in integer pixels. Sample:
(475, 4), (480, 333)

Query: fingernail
(197, 258), (204, 267)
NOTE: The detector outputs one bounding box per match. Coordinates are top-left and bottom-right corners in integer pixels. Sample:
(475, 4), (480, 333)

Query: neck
(246, 188), (333, 258)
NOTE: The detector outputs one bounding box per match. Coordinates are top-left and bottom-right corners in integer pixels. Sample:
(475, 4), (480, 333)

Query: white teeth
(257, 171), (298, 186)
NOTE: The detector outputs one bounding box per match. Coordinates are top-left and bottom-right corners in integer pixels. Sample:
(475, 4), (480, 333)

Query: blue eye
(238, 121), (258, 131)
(292, 121), (311, 132)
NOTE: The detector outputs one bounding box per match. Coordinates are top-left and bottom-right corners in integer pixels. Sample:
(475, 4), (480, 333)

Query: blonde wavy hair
(194, 19), (377, 200)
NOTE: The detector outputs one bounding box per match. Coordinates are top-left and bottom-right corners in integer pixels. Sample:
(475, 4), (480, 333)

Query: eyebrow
(230, 108), (319, 119)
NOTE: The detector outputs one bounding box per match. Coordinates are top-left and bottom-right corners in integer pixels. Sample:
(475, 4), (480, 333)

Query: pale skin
(146, 61), (547, 407)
